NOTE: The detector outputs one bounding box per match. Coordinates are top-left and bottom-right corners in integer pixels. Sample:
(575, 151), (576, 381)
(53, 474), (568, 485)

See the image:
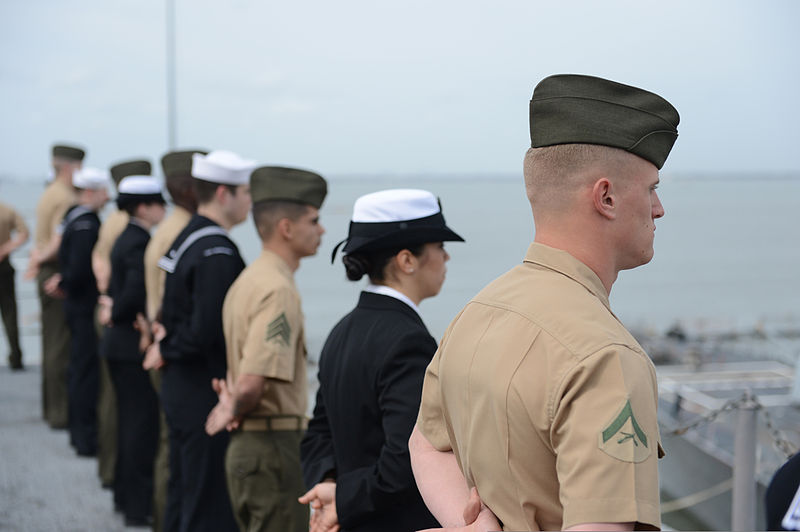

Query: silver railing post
(732, 391), (757, 532)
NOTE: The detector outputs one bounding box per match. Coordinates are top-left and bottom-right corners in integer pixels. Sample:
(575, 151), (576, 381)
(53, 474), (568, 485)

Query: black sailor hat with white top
(116, 175), (166, 209)
(331, 189), (464, 263)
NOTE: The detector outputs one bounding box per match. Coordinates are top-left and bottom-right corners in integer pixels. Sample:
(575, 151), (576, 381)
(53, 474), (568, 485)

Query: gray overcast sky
(1, 0), (798, 179)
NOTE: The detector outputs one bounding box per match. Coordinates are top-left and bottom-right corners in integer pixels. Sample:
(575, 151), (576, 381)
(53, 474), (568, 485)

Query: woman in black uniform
(300, 189), (463, 532)
(102, 175), (166, 527)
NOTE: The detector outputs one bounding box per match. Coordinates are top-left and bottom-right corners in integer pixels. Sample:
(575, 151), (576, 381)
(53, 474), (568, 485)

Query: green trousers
(225, 430), (309, 532)
(37, 262), (70, 428)
(97, 353), (117, 488)
(0, 258), (22, 367)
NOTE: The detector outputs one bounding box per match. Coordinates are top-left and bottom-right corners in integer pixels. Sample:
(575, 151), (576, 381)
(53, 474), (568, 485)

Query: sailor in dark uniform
(148, 150), (255, 532)
(101, 175), (166, 526)
(300, 189), (464, 532)
(48, 167), (110, 456)
(766, 453), (800, 531)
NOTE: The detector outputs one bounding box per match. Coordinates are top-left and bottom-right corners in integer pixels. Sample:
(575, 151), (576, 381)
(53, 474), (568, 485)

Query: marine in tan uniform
(93, 158), (151, 491)
(142, 149), (204, 532)
(409, 75), (681, 531)
(26, 144), (83, 428)
(205, 166), (327, 532)
(0, 201), (29, 369)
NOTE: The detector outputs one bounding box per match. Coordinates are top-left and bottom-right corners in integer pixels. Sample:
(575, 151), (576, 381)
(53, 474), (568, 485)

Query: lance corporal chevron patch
(266, 313), (291, 346)
(598, 399), (651, 463)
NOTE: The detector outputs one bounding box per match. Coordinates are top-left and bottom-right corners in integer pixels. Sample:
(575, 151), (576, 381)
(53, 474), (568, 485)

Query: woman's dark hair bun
(342, 254), (372, 281)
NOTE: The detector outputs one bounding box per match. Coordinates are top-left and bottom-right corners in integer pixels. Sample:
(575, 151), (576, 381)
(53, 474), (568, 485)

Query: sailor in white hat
(43, 167), (111, 457)
(150, 149), (255, 531)
(100, 173), (166, 526)
(300, 189), (463, 532)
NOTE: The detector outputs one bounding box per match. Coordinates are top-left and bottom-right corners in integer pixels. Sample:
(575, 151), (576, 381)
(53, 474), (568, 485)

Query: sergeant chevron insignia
(598, 399), (651, 463)
(266, 313), (291, 345)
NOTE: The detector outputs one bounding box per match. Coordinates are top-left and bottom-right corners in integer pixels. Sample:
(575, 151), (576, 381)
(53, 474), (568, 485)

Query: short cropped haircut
(166, 174), (197, 212)
(252, 200), (310, 241)
(523, 144), (633, 212)
(52, 157), (80, 175)
(193, 180), (237, 205)
(122, 199), (161, 217)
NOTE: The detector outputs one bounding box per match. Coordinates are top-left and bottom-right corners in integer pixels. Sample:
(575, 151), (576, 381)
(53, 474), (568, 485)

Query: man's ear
(276, 217), (292, 240)
(214, 184), (229, 204)
(592, 177), (616, 220)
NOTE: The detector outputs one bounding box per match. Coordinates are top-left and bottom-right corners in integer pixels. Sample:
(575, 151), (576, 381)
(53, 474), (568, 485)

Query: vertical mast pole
(166, 0), (177, 150)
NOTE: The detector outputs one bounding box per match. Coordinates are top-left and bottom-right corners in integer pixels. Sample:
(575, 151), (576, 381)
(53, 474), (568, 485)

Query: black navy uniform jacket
(103, 221), (150, 362)
(301, 291), (440, 532)
(159, 215), (245, 423)
(58, 205), (100, 313)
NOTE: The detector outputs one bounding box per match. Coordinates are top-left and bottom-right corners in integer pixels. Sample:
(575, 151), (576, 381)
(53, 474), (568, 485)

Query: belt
(240, 415), (308, 432)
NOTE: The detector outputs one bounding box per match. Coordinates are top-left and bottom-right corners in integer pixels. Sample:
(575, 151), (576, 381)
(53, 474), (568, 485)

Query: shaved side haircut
(523, 144), (640, 215)
(252, 200), (310, 241)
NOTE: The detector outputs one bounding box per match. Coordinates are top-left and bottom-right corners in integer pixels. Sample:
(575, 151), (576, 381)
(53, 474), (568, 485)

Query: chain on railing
(662, 391), (797, 459)
(664, 393), (752, 436)
(752, 395), (797, 460)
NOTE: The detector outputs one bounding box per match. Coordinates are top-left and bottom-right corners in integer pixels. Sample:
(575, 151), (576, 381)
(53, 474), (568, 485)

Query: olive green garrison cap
(530, 74), (680, 169)
(52, 144), (86, 161)
(250, 166), (327, 209)
(110, 159), (152, 185)
(161, 149), (209, 180)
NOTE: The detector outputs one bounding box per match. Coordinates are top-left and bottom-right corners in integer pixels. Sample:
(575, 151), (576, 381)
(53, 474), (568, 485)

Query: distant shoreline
(3, 171), (800, 184)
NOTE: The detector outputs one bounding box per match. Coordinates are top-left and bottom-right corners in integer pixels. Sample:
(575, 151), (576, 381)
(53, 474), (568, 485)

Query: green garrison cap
(52, 144), (86, 161)
(530, 74), (680, 169)
(250, 166), (327, 209)
(161, 149), (208, 180)
(110, 159), (152, 186)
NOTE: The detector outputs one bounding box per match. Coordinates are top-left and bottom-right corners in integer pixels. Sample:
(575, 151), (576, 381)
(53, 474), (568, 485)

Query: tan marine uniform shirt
(94, 209), (129, 265)
(34, 179), (75, 251)
(143, 206), (192, 321)
(0, 203), (28, 248)
(418, 243), (662, 531)
(222, 249), (308, 419)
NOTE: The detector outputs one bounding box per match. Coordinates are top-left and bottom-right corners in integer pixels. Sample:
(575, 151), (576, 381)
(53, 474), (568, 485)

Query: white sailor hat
(192, 150), (256, 185)
(116, 175), (166, 209)
(331, 189), (464, 263)
(72, 167), (111, 190)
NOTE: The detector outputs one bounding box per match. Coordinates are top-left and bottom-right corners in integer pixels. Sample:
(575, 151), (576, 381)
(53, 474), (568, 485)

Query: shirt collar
(364, 283), (422, 317)
(129, 217), (149, 232)
(523, 242), (612, 313)
(259, 248), (294, 281)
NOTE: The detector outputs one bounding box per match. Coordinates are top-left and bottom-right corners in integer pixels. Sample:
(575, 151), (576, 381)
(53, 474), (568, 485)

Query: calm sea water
(2, 173), (800, 364)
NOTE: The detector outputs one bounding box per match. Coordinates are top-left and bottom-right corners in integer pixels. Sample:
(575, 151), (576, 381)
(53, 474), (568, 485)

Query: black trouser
(64, 303), (99, 454)
(0, 258), (22, 366)
(37, 262), (70, 428)
(108, 359), (159, 522)
(163, 395), (237, 532)
(148, 369), (171, 532)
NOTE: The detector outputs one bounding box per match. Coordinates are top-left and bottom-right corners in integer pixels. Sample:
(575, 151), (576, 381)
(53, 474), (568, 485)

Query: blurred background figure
(27, 144), (84, 429)
(51, 167), (110, 457)
(102, 175), (166, 527)
(92, 158), (152, 494)
(0, 196), (29, 370)
(142, 148), (205, 532)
